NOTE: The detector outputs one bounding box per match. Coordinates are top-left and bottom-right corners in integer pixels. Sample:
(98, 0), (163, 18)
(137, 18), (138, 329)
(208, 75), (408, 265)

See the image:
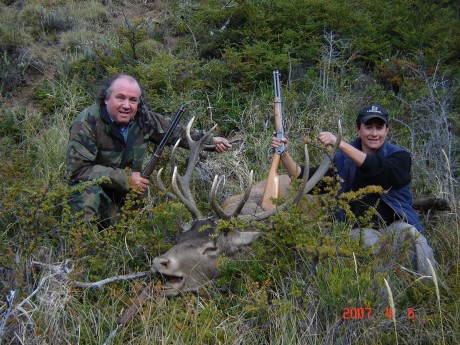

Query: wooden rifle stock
(261, 70), (285, 210)
(141, 105), (186, 179)
(117, 283), (156, 327)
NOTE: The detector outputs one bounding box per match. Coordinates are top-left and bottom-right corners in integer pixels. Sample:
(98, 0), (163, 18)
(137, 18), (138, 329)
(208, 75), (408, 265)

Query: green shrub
(0, 5), (32, 49)
(21, 4), (74, 39)
(0, 109), (21, 142)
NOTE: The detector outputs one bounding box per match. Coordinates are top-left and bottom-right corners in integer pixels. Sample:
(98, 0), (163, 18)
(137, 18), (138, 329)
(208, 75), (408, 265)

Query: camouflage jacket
(66, 103), (213, 192)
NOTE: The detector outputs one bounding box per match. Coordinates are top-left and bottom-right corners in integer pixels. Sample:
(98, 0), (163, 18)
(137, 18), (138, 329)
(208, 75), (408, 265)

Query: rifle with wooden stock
(141, 104), (186, 179)
(261, 70), (286, 210)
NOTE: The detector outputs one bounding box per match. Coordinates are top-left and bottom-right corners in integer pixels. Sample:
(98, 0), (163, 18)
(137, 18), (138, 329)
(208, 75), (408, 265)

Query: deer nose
(154, 256), (178, 273)
(154, 257), (169, 268)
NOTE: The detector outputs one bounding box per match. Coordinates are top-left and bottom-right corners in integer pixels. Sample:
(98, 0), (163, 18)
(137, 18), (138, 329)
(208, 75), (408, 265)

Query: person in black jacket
(272, 105), (435, 274)
(273, 105), (423, 230)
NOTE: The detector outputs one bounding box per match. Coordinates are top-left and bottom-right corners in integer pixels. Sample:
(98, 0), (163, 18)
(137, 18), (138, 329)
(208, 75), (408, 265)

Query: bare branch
(31, 261), (152, 289)
(0, 291), (15, 340)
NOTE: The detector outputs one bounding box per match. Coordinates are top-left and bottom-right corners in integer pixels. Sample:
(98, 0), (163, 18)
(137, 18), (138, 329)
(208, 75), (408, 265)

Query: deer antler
(158, 118), (342, 224)
(156, 167), (177, 200)
(210, 170), (254, 220)
(293, 119), (342, 204)
(210, 120), (342, 222)
(157, 117), (217, 220)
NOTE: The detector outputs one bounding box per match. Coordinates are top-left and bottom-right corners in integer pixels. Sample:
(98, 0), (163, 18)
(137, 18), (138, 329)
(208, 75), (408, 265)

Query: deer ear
(228, 231), (262, 247)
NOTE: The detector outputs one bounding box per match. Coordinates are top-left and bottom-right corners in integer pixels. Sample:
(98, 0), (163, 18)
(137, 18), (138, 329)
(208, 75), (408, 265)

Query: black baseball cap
(356, 105), (389, 124)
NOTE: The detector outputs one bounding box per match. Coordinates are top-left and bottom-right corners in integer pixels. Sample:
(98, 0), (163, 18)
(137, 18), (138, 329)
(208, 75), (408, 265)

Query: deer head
(153, 218), (262, 295)
(153, 118), (341, 296)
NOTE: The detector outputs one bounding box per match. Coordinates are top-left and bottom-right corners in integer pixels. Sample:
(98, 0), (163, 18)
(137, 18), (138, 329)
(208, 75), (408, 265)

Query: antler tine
(183, 121), (217, 180)
(156, 167), (177, 200)
(172, 166), (203, 219)
(170, 138), (182, 174)
(185, 116), (196, 144)
(168, 117), (218, 220)
(210, 170), (254, 220)
(293, 142), (310, 204)
(168, 137), (198, 208)
(185, 117), (218, 152)
(301, 119), (342, 195)
(177, 118), (216, 207)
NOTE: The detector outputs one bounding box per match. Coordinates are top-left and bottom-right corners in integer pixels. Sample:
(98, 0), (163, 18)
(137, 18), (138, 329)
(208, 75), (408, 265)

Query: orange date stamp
(342, 307), (416, 320)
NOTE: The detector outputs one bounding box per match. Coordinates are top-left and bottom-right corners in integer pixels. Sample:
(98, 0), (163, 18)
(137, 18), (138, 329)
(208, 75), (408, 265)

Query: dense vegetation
(0, 0), (459, 344)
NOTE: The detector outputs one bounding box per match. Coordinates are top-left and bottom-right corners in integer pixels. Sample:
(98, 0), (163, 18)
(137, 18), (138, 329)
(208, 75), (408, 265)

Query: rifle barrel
(273, 70), (285, 155)
(141, 105), (186, 178)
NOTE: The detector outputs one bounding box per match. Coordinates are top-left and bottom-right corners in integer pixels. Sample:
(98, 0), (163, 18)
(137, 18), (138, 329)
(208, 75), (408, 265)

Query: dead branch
(0, 290), (15, 340)
(412, 197), (450, 212)
(31, 261), (153, 289)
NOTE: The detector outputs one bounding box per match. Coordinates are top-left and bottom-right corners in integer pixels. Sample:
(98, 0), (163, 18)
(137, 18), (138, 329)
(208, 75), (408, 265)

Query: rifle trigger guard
(274, 146), (285, 156)
(274, 131), (285, 155)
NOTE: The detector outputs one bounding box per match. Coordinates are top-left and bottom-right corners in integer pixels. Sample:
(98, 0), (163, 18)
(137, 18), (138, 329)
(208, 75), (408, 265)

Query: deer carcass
(151, 118), (340, 297)
(151, 118), (440, 295)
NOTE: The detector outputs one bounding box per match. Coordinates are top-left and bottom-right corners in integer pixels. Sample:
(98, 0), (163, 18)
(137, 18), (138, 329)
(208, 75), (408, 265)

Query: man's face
(355, 119), (388, 154)
(104, 77), (141, 126)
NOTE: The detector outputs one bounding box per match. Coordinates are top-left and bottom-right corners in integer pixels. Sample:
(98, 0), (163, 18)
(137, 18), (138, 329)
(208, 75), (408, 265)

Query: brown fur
(220, 174), (292, 215)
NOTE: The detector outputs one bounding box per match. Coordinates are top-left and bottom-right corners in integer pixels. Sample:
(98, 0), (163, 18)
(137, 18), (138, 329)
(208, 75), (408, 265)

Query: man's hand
(130, 172), (150, 194)
(271, 131), (289, 150)
(212, 137), (232, 153)
(318, 131), (366, 167)
(318, 131), (337, 146)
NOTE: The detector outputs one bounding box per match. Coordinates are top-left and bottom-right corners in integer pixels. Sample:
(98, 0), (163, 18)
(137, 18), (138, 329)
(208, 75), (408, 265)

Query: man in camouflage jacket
(66, 74), (231, 224)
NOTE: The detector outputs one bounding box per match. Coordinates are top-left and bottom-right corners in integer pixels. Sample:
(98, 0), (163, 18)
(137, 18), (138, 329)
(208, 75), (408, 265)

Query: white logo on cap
(368, 106), (381, 114)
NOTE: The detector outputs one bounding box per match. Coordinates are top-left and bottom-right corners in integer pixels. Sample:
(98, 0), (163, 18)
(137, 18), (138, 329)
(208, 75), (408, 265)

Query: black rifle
(141, 105), (186, 179)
